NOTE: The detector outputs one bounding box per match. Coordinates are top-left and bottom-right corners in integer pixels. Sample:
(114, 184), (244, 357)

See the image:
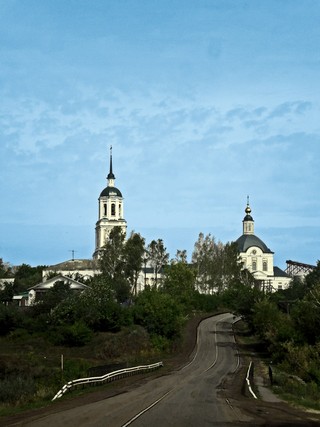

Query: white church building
(235, 199), (291, 291)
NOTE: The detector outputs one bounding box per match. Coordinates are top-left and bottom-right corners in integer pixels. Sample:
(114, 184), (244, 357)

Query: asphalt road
(18, 313), (256, 427)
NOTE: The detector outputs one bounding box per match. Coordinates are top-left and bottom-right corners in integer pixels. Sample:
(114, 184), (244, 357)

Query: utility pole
(69, 250), (77, 261)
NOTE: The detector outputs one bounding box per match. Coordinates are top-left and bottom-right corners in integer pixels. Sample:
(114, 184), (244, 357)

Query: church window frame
(252, 259), (257, 271)
(263, 260), (268, 271)
(111, 203), (116, 216)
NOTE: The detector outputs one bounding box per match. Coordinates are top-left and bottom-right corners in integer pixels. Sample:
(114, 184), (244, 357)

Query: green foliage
(52, 276), (131, 332)
(99, 227), (126, 279)
(14, 264), (45, 292)
(221, 280), (263, 326)
(50, 321), (93, 347)
(191, 292), (221, 312)
(99, 228), (145, 301)
(0, 282), (14, 303)
(0, 258), (13, 279)
(273, 370), (320, 410)
(0, 374), (36, 404)
(278, 342), (320, 384)
(30, 281), (74, 317)
(305, 260), (320, 290)
(162, 261), (196, 311)
(291, 296), (320, 345)
(146, 239), (169, 287)
(192, 233), (242, 293)
(0, 305), (23, 336)
(133, 288), (184, 339)
(124, 232), (145, 296)
(275, 276), (307, 302)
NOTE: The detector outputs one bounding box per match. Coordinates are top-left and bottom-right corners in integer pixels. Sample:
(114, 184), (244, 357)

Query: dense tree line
(1, 230), (320, 393)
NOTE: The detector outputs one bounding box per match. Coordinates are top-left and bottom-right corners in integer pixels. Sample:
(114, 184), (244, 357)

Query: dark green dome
(100, 186), (122, 197)
(235, 234), (273, 254)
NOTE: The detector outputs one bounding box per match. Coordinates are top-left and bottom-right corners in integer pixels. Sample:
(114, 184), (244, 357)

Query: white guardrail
(246, 361), (257, 399)
(52, 361), (163, 401)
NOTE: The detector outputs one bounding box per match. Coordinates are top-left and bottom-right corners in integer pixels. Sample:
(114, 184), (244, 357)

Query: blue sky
(0, 0), (319, 269)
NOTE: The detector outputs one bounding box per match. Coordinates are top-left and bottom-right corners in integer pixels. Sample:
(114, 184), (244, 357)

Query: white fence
(52, 361), (163, 401)
(246, 361), (257, 399)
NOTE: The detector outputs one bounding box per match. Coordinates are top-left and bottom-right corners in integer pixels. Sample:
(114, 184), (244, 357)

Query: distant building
(42, 258), (98, 281)
(235, 199), (291, 291)
(28, 274), (89, 306)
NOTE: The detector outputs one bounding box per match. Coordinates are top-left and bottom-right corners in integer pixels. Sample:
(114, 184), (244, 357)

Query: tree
(124, 232), (145, 296)
(192, 233), (242, 294)
(162, 261), (196, 311)
(98, 227), (131, 302)
(30, 281), (74, 317)
(305, 260), (320, 290)
(222, 278), (262, 326)
(174, 249), (188, 264)
(0, 282), (14, 304)
(146, 239), (169, 287)
(192, 233), (216, 292)
(52, 275), (130, 332)
(291, 285), (320, 345)
(133, 288), (183, 339)
(99, 227), (126, 280)
(0, 258), (13, 279)
(14, 264), (45, 292)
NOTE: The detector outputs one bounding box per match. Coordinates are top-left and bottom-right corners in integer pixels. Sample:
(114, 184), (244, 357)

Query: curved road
(21, 313), (253, 426)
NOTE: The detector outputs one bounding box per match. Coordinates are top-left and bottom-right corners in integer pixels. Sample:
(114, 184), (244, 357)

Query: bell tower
(93, 147), (127, 259)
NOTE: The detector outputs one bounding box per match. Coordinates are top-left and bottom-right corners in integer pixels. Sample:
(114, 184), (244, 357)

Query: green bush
(133, 288), (184, 339)
(50, 322), (93, 347)
(0, 305), (22, 336)
(0, 374), (36, 404)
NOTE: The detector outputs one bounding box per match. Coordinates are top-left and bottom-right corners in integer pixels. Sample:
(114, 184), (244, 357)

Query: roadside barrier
(246, 361), (257, 399)
(52, 361), (163, 401)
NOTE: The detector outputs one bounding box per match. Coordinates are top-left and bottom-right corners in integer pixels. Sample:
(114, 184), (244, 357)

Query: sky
(0, 0), (319, 269)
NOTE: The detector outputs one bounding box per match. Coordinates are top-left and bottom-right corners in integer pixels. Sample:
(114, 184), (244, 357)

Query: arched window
(252, 260), (257, 271)
(111, 203), (116, 216)
(119, 203), (121, 218)
(263, 260), (268, 271)
(104, 204), (107, 216)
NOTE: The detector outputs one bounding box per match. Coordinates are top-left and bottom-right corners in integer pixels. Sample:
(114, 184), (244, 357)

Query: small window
(263, 260), (268, 271)
(119, 203), (121, 217)
(252, 260), (257, 271)
(111, 203), (116, 216)
(104, 204), (107, 216)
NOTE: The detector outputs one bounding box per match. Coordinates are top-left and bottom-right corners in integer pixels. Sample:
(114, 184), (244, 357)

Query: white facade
(28, 275), (89, 306)
(93, 147), (127, 259)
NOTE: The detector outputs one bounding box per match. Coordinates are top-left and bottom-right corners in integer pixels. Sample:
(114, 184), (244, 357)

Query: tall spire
(243, 196), (254, 235)
(107, 145), (115, 181)
(245, 195), (251, 215)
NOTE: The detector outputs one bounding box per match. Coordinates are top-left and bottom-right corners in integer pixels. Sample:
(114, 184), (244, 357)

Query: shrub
(50, 322), (93, 347)
(133, 288), (184, 339)
(0, 374), (36, 404)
